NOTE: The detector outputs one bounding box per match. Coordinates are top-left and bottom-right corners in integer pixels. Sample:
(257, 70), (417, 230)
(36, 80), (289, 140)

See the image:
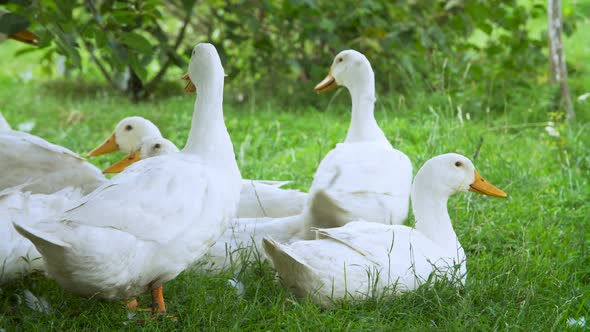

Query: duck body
(237, 180), (307, 218)
(17, 152), (239, 299)
(263, 221), (463, 305)
(0, 130), (105, 194)
(0, 186), (82, 283)
(14, 43), (242, 307)
(264, 154), (507, 307)
(309, 140), (411, 228)
(200, 213), (306, 273)
(94, 118), (307, 219)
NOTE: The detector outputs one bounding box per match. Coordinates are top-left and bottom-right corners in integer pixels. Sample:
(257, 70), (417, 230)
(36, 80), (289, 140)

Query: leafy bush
(1, 0), (569, 109)
(3, 0), (196, 101)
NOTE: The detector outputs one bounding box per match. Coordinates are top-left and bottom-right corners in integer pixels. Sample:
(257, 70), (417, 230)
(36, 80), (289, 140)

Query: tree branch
(82, 40), (119, 90)
(144, 4), (194, 94)
(548, 0), (575, 121)
(82, 0), (120, 91)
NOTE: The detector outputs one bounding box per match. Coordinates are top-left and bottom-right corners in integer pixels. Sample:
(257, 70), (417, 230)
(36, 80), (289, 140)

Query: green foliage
(2, 0), (196, 101)
(1, 0), (561, 107)
(195, 0), (550, 113)
(0, 10), (30, 35)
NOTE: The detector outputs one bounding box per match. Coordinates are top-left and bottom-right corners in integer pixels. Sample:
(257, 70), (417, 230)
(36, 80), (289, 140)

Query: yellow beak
(103, 149), (141, 174)
(88, 133), (119, 157)
(182, 73), (196, 93)
(314, 72), (339, 93)
(469, 170), (508, 198)
(8, 30), (40, 46)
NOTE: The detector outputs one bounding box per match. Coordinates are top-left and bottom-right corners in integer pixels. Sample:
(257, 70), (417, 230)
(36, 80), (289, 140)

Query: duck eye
(154, 143), (161, 149)
(338, 57), (343, 63)
(455, 161), (463, 167)
(125, 125), (133, 131)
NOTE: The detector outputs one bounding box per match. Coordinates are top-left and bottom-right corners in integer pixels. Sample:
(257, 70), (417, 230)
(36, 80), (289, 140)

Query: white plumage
(13, 43), (242, 314)
(0, 126), (105, 194)
(305, 50), (412, 237)
(264, 153), (507, 307)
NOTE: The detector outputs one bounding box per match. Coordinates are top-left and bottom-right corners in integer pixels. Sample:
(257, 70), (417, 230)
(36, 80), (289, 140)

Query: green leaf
(111, 11), (137, 25)
(119, 31), (152, 53)
(129, 53), (148, 81)
(94, 28), (108, 49)
(181, 0), (197, 13)
(0, 12), (30, 35)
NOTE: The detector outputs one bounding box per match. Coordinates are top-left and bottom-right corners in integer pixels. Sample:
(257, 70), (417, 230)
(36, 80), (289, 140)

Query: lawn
(0, 21), (589, 331)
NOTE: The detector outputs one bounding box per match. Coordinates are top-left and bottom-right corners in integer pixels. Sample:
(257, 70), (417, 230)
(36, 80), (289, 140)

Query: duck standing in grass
(263, 153), (507, 307)
(13, 43), (242, 316)
(304, 50), (412, 237)
(101, 136), (305, 274)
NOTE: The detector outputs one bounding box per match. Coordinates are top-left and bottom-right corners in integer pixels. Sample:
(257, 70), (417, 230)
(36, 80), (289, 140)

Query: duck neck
(344, 78), (386, 144)
(412, 186), (461, 254)
(182, 78), (234, 164)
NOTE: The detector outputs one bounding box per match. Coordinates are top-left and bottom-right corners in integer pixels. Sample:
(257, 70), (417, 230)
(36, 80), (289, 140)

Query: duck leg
(151, 285), (167, 314)
(150, 285), (177, 321)
(125, 298), (151, 311)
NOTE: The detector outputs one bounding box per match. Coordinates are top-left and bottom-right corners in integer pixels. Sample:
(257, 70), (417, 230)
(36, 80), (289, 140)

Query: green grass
(1, 22), (590, 332)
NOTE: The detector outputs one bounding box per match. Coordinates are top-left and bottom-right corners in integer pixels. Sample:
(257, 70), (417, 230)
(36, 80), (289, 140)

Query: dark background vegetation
(1, 0), (586, 118)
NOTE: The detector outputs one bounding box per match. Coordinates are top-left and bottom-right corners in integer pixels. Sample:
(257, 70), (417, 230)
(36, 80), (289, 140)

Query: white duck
(86, 116), (163, 157)
(1, 138), (182, 284)
(13, 43), (242, 315)
(92, 117), (307, 218)
(303, 50), (412, 237)
(0, 113), (105, 194)
(263, 153), (507, 307)
(101, 136), (307, 274)
(0, 185), (81, 283)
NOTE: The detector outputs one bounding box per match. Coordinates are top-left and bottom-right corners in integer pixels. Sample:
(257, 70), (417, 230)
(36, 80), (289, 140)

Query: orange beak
(182, 73), (196, 93)
(103, 149), (141, 174)
(314, 71), (339, 93)
(88, 133), (119, 157)
(469, 170), (508, 198)
(8, 30), (40, 46)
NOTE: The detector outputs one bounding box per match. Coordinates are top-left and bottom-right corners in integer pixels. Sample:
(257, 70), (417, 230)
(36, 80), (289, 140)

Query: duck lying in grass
(0, 137), (179, 284)
(263, 153), (507, 307)
(0, 113), (105, 195)
(13, 43), (242, 317)
(90, 116), (307, 218)
(0, 185), (83, 283)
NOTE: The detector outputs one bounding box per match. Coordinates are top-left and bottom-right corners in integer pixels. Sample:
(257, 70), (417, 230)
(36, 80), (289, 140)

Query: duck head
(103, 136), (179, 173)
(414, 153), (507, 199)
(87, 116), (162, 157)
(315, 50), (374, 93)
(182, 43), (225, 93)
